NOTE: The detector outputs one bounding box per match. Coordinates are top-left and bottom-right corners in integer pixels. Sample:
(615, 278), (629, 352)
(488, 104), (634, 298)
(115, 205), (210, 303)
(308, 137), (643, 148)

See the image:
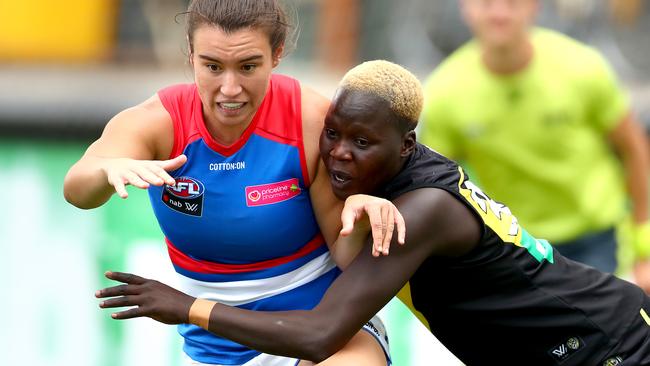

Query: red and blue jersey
(149, 75), (339, 365)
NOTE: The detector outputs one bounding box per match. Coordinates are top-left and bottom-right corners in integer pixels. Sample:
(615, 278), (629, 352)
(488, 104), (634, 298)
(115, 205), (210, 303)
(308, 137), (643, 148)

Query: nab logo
(166, 177), (204, 199)
(162, 176), (205, 217)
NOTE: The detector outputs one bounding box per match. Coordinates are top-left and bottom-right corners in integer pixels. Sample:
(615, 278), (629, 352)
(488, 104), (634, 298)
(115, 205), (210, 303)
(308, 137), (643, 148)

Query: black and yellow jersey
(381, 143), (650, 365)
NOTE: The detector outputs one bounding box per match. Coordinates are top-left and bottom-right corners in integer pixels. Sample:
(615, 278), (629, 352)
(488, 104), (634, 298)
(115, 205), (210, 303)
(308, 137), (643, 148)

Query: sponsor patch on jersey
(245, 178), (302, 207)
(548, 336), (585, 363)
(162, 176), (204, 217)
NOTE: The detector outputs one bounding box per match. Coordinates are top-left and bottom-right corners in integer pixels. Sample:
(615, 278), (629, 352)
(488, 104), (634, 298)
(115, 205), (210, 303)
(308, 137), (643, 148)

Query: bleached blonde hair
(339, 60), (423, 130)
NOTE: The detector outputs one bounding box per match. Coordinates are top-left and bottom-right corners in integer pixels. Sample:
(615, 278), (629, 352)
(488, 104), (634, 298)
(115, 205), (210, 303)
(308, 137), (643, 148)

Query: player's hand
(101, 154), (187, 199)
(340, 194), (406, 257)
(634, 260), (650, 294)
(96, 271), (195, 324)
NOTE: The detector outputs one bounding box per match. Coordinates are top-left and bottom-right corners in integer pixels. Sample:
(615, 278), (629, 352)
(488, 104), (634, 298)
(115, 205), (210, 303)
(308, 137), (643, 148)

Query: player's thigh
(297, 329), (387, 366)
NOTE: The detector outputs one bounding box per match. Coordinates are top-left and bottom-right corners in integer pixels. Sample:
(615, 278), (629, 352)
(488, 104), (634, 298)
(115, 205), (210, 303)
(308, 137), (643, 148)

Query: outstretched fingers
(150, 155), (188, 186)
(99, 295), (138, 309)
(94, 271), (149, 319)
(107, 172), (130, 198)
(105, 271), (147, 285)
(159, 154), (187, 173)
(96, 284), (139, 298)
(366, 203), (387, 257)
(371, 202), (406, 255)
(382, 205), (395, 255)
(105, 155), (188, 198)
(340, 195), (407, 257)
(110, 307), (147, 320)
(393, 205), (406, 245)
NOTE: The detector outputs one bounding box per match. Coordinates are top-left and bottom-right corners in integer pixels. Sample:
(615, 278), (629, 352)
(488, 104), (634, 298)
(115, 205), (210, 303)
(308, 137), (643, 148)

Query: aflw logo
(552, 344), (567, 357)
(548, 336), (584, 362)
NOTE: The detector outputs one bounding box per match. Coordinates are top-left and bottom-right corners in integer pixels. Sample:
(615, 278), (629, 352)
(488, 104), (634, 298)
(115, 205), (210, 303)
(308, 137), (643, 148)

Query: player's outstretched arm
(63, 95), (182, 209)
(96, 187), (480, 362)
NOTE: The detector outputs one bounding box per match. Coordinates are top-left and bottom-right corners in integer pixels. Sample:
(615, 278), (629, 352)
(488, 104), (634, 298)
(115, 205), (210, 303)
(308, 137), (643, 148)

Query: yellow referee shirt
(421, 28), (629, 243)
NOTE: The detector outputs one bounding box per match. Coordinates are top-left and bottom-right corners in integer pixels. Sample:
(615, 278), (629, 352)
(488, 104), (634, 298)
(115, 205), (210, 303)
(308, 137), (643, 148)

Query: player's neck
(481, 36), (533, 76)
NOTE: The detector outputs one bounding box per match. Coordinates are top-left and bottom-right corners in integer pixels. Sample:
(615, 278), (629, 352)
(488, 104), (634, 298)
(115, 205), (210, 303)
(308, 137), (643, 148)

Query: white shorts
(183, 315), (391, 365)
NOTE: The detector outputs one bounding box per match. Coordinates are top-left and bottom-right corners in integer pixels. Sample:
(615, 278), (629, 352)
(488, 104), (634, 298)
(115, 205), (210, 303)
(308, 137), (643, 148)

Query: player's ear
(272, 43), (284, 68)
(187, 35), (195, 67)
(401, 130), (416, 158)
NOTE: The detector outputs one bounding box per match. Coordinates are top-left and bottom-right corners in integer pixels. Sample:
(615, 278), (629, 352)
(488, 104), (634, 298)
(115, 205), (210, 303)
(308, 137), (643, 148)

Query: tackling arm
(97, 188), (480, 362)
(199, 188), (480, 361)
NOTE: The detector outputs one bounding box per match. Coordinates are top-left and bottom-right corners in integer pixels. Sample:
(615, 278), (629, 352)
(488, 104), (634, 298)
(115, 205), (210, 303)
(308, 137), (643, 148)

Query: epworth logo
(245, 178), (302, 207)
(162, 177), (205, 217)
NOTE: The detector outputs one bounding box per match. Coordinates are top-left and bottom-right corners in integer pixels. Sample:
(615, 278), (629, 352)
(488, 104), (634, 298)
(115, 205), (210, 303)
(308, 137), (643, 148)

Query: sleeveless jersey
(385, 143), (648, 365)
(149, 75), (339, 365)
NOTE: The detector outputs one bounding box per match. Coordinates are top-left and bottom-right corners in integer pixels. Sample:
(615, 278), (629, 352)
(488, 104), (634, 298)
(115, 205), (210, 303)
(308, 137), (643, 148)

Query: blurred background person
(420, 0), (650, 293)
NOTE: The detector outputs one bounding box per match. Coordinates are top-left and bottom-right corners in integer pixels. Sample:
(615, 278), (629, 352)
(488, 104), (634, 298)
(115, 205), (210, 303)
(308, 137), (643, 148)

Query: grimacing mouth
(329, 169), (352, 183)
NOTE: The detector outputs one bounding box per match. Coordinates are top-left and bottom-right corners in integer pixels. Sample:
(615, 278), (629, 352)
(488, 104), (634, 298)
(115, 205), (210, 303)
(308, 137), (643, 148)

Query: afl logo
(248, 190), (261, 202)
(165, 177), (204, 199)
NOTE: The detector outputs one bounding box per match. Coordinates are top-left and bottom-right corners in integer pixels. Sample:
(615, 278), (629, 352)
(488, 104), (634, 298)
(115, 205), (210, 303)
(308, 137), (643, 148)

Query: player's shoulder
(129, 94), (173, 126)
(395, 185), (481, 257)
(297, 82), (331, 180)
(300, 83), (330, 131)
(105, 94), (174, 158)
(533, 28), (609, 74)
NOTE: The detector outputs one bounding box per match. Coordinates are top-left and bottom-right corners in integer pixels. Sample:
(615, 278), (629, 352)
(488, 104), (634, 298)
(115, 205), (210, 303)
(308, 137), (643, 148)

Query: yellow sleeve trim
(640, 308), (650, 326)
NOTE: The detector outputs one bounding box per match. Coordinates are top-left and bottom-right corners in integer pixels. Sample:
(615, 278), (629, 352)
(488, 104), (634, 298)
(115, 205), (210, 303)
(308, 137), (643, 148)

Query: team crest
(603, 356), (623, 366)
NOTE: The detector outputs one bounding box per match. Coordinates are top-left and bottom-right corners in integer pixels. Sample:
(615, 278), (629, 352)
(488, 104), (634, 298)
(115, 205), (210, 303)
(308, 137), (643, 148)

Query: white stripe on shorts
(182, 315), (390, 366)
(177, 252), (337, 306)
(183, 351), (299, 366)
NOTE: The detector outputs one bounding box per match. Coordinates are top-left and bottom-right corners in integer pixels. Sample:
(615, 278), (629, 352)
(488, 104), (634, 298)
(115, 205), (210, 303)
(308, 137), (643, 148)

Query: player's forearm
(621, 129), (650, 223)
(329, 221), (369, 269)
(63, 155), (115, 209)
(203, 304), (350, 362)
(627, 160), (649, 223)
(610, 114), (650, 223)
(98, 271), (357, 362)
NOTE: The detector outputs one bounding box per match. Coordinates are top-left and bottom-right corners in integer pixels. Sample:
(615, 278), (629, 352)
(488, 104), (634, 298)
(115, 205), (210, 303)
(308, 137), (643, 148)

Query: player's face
(190, 25), (281, 137)
(461, 0), (538, 49)
(320, 89), (411, 200)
